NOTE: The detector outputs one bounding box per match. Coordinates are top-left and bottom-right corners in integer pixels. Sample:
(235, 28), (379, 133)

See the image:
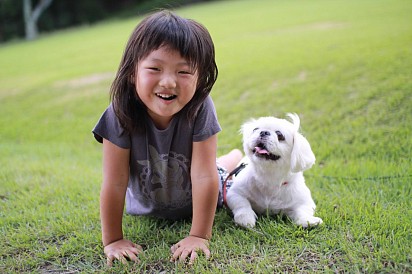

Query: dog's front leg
(284, 205), (323, 227)
(227, 193), (257, 228)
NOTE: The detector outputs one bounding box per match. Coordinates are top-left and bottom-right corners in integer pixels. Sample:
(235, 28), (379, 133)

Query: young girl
(93, 10), (242, 265)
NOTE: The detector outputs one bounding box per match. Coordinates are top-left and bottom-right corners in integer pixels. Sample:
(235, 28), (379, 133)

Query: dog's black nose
(260, 131), (270, 137)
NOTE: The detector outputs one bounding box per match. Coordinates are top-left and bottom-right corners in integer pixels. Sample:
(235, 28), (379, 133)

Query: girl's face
(134, 46), (198, 129)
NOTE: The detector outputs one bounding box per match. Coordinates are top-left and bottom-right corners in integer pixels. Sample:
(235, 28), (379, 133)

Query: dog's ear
(241, 118), (256, 136)
(287, 113), (316, 172)
(291, 132), (316, 172)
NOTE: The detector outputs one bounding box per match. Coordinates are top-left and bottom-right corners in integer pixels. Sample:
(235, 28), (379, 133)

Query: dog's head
(241, 113), (315, 173)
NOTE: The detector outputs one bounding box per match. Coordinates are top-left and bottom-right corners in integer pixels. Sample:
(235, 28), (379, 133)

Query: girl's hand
(104, 239), (143, 266)
(170, 235), (210, 264)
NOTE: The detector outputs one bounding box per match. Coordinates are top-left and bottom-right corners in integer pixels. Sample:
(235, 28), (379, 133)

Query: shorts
(217, 164), (233, 208)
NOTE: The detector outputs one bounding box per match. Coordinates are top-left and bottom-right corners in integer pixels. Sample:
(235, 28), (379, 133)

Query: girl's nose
(159, 74), (177, 89)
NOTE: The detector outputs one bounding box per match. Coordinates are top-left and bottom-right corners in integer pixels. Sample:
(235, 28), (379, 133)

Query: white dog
(226, 114), (323, 228)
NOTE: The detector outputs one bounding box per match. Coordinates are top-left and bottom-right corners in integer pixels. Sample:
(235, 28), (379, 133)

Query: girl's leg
(217, 149), (243, 172)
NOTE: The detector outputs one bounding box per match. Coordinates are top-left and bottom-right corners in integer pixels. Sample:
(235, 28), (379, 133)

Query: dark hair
(110, 10), (218, 133)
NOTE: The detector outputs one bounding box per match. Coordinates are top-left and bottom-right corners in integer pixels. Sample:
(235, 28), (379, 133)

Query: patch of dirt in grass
(270, 70), (307, 90)
(253, 21), (348, 38)
(55, 72), (114, 88)
(281, 21), (349, 34)
(51, 72), (114, 104)
(299, 22), (348, 31)
(39, 263), (76, 274)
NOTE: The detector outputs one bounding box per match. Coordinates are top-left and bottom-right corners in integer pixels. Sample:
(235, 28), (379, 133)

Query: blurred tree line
(0, 0), (213, 42)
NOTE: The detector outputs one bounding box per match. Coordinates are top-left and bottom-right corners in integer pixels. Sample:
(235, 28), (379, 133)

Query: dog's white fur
(226, 113), (323, 228)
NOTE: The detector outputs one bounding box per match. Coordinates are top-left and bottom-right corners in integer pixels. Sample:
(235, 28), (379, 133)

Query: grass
(1, 0), (411, 272)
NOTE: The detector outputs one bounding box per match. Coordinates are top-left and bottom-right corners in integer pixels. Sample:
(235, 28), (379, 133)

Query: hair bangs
(140, 12), (200, 71)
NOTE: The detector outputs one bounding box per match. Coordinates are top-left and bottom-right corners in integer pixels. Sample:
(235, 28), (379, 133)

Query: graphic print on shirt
(136, 145), (191, 209)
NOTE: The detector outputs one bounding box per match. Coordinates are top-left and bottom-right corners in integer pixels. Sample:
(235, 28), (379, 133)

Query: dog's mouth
(252, 143), (280, 161)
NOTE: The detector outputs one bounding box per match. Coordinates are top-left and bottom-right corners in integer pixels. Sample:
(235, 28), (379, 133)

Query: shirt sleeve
(193, 96), (222, 142)
(92, 103), (131, 149)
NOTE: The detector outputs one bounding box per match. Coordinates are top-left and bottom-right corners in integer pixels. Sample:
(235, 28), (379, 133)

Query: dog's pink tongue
(255, 146), (269, 155)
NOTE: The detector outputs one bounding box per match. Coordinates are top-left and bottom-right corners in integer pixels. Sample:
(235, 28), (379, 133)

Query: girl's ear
(130, 74), (135, 84)
(290, 132), (316, 173)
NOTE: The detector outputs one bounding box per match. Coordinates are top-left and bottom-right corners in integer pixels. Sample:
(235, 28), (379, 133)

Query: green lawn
(1, 0), (411, 272)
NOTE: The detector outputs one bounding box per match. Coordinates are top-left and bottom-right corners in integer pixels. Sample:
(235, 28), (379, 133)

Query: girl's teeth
(156, 93), (176, 100)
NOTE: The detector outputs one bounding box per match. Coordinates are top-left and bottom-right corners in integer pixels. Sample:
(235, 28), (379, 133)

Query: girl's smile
(134, 46), (198, 129)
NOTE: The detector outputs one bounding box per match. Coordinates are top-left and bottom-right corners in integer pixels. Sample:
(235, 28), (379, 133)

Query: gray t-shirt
(93, 96), (221, 220)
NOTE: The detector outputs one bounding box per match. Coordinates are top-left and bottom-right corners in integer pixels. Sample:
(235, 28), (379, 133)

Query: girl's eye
(147, 67), (160, 71)
(179, 71), (193, 75)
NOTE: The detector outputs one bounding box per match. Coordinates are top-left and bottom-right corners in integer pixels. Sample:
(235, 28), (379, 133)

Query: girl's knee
(218, 149), (243, 171)
(230, 149), (243, 162)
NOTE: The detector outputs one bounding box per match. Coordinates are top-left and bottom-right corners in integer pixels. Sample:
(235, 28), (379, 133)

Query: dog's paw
(234, 212), (257, 228)
(295, 216), (323, 227)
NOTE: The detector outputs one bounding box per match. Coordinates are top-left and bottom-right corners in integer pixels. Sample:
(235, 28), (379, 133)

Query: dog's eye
(253, 128), (259, 132)
(276, 131), (285, 141)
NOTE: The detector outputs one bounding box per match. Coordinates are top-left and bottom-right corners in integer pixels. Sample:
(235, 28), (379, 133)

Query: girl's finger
(171, 245), (184, 261)
(170, 244), (177, 253)
(114, 253), (127, 264)
(201, 246), (211, 259)
(106, 256), (114, 267)
(171, 248), (182, 262)
(179, 249), (191, 262)
(189, 251), (198, 264)
(124, 250), (139, 262)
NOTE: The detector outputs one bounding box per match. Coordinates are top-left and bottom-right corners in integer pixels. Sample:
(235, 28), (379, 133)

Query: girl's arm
(170, 134), (219, 263)
(190, 134), (219, 239)
(101, 139), (142, 265)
